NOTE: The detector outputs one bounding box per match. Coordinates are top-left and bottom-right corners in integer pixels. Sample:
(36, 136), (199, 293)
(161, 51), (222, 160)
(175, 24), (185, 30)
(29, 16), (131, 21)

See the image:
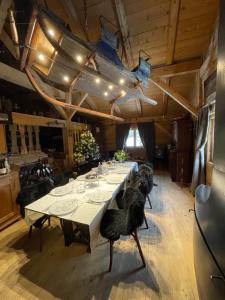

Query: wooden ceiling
(0, 0), (219, 119)
(43, 0), (218, 118)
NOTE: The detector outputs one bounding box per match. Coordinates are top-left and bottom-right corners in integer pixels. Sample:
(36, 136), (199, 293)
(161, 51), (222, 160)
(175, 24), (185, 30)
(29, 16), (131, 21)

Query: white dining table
(25, 161), (138, 251)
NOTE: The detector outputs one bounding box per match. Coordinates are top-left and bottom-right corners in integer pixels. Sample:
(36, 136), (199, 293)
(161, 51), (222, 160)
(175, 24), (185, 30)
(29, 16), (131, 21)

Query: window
(125, 127), (143, 148)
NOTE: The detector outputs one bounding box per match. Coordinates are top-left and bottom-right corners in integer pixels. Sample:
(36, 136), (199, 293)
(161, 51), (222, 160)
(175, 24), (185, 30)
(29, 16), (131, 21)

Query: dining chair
(100, 187), (146, 272)
(115, 188), (149, 229)
(28, 215), (51, 252)
(128, 170), (153, 219)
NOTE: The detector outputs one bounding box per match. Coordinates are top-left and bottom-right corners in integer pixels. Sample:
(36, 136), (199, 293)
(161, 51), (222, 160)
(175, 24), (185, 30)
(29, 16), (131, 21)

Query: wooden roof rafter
(150, 77), (198, 117)
(160, 0), (181, 117)
(111, 0), (142, 116)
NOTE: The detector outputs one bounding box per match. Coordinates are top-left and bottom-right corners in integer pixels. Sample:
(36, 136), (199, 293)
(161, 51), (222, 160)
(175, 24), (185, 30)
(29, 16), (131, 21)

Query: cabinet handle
(189, 208), (195, 213)
(210, 275), (225, 282)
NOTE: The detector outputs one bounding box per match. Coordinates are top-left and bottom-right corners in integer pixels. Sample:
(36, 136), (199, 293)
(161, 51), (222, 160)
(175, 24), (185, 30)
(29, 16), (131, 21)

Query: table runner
(25, 162), (138, 250)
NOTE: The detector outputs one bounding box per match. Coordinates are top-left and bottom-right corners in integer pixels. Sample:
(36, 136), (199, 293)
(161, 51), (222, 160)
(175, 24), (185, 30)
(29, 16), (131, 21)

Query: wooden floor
(0, 171), (199, 300)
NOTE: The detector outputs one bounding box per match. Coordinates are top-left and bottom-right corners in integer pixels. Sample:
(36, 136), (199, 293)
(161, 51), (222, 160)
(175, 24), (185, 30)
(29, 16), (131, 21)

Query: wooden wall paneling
(155, 121), (172, 145)
(103, 124), (116, 152)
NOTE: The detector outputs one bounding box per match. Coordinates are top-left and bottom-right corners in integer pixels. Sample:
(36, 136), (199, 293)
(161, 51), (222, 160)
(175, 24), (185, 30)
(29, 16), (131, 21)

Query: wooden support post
(9, 124), (18, 154)
(27, 126), (34, 152)
(34, 126), (41, 152)
(18, 125), (28, 154)
(0, 124), (7, 154)
(63, 121), (74, 169)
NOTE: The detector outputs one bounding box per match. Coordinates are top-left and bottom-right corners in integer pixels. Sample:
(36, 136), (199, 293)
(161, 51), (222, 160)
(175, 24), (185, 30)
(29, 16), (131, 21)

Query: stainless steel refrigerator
(194, 1), (225, 298)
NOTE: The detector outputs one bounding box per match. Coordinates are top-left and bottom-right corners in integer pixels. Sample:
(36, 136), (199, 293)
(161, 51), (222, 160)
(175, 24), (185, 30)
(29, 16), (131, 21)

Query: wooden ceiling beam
(0, 0), (12, 35)
(166, 0), (181, 65)
(111, 0), (134, 68)
(0, 62), (33, 90)
(0, 29), (17, 59)
(151, 58), (202, 78)
(59, 0), (87, 39)
(101, 114), (188, 125)
(112, 0), (142, 115)
(150, 78), (198, 117)
(68, 92), (89, 120)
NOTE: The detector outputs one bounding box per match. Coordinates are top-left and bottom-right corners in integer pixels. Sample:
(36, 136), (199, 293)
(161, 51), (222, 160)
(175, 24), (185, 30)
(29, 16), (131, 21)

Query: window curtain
(138, 122), (155, 163)
(191, 106), (210, 194)
(116, 124), (130, 149)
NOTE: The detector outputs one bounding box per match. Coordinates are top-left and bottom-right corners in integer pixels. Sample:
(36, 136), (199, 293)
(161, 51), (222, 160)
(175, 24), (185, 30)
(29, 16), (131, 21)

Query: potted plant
(114, 149), (127, 162)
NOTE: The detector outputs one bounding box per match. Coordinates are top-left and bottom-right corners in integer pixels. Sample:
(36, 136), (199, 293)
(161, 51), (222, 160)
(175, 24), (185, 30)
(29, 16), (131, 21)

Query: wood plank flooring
(0, 171), (199, 300)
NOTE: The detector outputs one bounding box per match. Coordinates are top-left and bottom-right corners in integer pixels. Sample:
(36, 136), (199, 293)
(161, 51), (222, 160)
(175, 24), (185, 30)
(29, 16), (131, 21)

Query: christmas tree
(74, 129), (100, 162)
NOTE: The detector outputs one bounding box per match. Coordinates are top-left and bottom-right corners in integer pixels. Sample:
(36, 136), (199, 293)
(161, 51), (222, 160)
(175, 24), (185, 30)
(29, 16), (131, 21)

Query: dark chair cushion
(100, 187), (145, 241)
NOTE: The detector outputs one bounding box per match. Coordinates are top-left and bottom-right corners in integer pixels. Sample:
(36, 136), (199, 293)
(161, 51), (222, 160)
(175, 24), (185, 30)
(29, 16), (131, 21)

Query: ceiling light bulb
(108, 85), (113, 90)
(38, 53), (45, 62)
(95, 78), (100, 84)
(119, 78), (125, 85)
(48, 29), (55, 37)
(104, 91), (108, 96)
(76, 55), (83, 63)
(63, 75), (70, 82)
(121, 90), (126, 96)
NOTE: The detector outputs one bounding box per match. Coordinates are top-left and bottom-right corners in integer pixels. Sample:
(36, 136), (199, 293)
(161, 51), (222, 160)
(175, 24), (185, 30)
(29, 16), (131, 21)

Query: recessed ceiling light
(121, 90), (126, 96)
(104, 91), (108, 96)
(119, 78), (125, 85)
(38, 53), (45, 62)
(95, 78), (100, 84)
(63, 75), (70, 82)
(76, 55), (83, 63)
(108, 85), (113, 90)
(48, 29), (55, 37)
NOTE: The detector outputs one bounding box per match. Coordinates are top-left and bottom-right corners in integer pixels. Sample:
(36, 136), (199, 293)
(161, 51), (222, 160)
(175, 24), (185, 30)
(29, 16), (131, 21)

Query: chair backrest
(128, 171), (152, 196)
(124, 187), (145, 233)
(100, 187), (145, 239)
(139, 163), (153, 175)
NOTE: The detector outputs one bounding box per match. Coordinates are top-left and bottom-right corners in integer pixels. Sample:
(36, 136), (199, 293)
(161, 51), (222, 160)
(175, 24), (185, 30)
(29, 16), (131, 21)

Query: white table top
(25, 162), (138, 227)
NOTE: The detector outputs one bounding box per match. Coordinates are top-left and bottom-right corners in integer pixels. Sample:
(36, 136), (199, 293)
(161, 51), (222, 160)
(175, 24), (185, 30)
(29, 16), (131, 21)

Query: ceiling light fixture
(95, 78), (100, 84)
(38, 53), (45, 62)
(48, 29), (55, 37)
(76, 55), (83, 63)
(119, 78), (125, 85)
(104, 91), (108, 96)
(63, 75), (70, 82)
(121, 90), (126, 96)
(108, 85), (113, 90)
